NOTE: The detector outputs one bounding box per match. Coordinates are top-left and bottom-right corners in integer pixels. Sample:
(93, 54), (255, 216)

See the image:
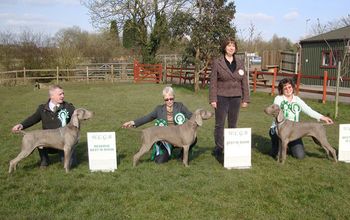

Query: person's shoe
(39, 158), (50, 168)
(69, 150), (78, 168)
(212, 147), (223, 164)
(268, 149), (278, 159)
(38, 149), (50, 168)
(178, 147), (194, 160)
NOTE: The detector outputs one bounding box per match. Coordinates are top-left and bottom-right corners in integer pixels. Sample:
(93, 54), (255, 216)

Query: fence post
(23, 67), (26, 84)
(158, 64), (162, 83)
(56, 66), (59, 84)
(133, 60), (141, 83)
(322, 70), (328, 104)
(179, 67), (183, 84)
(253, 68), (257, 92)
(295, 72), (301, 95)
(271, 67), (277, 96)
(121, 63), (126, 80)
(86, 66), (89, 83)
(111, 64), (114, 82)
(170, 65), (174, 82)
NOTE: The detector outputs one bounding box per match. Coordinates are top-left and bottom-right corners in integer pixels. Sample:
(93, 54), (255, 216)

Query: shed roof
(300, 25), (350, 43)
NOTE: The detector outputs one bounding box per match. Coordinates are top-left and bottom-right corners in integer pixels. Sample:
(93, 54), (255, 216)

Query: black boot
(69, 149), (78, 168)
(212, 146), (223, 164)
(38, 148), (50, 167)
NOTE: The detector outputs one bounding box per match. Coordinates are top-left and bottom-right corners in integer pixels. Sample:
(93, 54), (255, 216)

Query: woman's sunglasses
(164, 98), (174, 102)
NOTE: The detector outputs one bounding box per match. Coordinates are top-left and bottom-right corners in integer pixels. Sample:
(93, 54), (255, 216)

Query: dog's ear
(277, 108), (284, 122)
(195, 110), (203, 126)
(71, 110), (80, 128)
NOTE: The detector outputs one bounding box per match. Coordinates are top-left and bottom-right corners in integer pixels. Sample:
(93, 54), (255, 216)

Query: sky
(0, 0), (349, 43)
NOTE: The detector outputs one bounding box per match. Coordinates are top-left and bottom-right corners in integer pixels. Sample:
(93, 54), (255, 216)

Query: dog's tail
(14, 130), (26, 135)
(320, 121), (335, 126)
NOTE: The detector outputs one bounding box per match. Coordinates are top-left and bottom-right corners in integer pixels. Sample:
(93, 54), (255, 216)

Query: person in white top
(269, 78), (333, 159)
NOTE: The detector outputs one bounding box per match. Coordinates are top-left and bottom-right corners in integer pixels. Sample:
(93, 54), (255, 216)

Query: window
(321, 50), (340, 68)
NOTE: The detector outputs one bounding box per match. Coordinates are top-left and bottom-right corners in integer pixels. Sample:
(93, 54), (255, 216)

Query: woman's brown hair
(278, 78), (295, 95)
(220, 37), (238, 55)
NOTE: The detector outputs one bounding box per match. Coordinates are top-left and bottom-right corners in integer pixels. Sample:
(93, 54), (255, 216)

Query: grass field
(1, 82), (350, 219)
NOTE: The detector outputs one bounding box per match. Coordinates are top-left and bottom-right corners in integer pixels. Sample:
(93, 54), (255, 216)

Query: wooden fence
(251, 68), (350, 103)
(165, 66), (211, 88)
(0, 63), (135, 85)
(133, 60), (162, 83)
(2, 63), (349, 104)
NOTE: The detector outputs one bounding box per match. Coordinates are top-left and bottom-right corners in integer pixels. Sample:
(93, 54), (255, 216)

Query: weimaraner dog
(264, 104), (337, 164)
(133, 109), (213, 167)
(9, 108), (93, 173)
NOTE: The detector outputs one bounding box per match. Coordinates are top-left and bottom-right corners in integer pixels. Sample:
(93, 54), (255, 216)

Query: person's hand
(241, 102), (248, 108)
(210, 102), (217, 109)
(321, 116), (333, 124)
(12, 124), (23, 133)
(122, 121), (135, 128)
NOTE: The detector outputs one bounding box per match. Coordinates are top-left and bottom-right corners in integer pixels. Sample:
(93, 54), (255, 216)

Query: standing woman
(209, 37), (250, 161)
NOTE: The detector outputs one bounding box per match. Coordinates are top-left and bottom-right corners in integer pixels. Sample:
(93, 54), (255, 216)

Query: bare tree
(82, 0), (190, 62)
(237, 22), (263, 54)
(310, 15), (350, 35)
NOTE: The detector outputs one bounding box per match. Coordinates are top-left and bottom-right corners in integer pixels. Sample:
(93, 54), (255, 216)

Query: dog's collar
(187, 119), (198, 128)
(276, 118), (286, 126)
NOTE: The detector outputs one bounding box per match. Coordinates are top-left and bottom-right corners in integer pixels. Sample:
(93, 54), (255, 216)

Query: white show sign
(87, 132), (117, 172)
(224, 128), (251, 169)
(338, 124), (350, 163)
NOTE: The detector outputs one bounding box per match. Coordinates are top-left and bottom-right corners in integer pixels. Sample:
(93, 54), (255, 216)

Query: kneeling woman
(268, 78), (333, 159)
(122, 86), (196, 163)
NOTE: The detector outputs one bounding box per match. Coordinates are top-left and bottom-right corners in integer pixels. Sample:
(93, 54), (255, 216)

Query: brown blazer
(209, 55), (250, 103)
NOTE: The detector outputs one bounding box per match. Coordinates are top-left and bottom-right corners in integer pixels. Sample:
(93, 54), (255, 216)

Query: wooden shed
(299, 25), (350, 87)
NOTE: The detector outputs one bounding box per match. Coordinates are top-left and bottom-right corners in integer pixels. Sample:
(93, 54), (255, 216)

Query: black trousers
(214, 96), (241, 150)
(38, 148), (77, 166)
(269, 128), (305, 159)
(38, 148), (63, 162)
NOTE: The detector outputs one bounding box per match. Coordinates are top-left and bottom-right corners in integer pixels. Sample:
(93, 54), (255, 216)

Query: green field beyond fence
(1, 82), (350, 219)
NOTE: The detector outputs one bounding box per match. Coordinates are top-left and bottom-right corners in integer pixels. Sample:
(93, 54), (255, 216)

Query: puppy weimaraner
(133, 109), (213, 167)
(264, 104), (337, 164)
(9, 108), (93, 173)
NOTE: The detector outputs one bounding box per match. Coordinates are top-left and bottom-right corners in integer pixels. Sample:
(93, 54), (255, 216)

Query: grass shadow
(252, 133), (271, 156)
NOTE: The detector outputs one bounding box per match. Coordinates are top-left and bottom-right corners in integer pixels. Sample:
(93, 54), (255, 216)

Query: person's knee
(290, 144), (305, 159)
(154, 153), (169, 163)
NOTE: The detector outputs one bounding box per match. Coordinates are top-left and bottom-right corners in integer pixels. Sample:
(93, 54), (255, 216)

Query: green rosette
(174, 113), (186, 125)
(151, 119), (169, 160)
(155, 119), (168, 127)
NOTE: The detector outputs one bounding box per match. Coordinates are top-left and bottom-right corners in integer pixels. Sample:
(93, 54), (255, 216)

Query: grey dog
(264, 104), (337, 164)
(9, 108), (93, 173)
(133, 109), (213, 167)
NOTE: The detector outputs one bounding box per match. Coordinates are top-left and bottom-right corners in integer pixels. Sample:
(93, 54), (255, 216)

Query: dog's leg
(280, 141), (288, 164)
(277, 139), (282, 163)
(133, 143), (153, 167)
(312, 136), (338, 162)
(63, 147), (72, 173)
(9, 148), (35, 173)
(133, 132), (155, 167)
(182, 145), (190, 167)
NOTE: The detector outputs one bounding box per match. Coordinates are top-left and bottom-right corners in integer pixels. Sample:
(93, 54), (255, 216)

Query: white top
(270, 94), (323, 128)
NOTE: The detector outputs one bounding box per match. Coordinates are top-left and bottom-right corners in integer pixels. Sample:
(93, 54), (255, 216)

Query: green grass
(1, 82), (350, 219)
